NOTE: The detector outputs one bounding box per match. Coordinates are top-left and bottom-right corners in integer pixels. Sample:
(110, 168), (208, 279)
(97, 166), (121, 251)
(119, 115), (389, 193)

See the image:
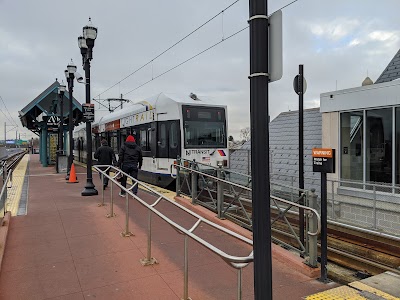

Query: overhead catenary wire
(124, 26), (248, 96)
(93, 0), (241, 99)
(123, 0), (300, 97)
(0, 95), (20, 128)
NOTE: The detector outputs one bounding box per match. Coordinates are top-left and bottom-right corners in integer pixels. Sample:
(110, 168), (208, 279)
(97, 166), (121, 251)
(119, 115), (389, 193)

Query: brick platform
(0, 154), (338, 299)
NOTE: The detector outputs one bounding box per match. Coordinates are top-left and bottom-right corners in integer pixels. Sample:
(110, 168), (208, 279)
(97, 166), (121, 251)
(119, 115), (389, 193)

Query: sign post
(294, 65), (307, 248)
(312, 148), (335, 283)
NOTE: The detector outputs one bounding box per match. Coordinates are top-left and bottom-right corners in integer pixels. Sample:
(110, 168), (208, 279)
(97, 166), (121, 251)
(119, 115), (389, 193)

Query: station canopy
(19, 81), (83, 133)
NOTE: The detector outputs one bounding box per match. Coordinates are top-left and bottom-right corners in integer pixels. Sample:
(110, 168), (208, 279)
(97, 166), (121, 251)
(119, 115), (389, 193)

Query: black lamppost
(79, 18), (98, 196)
(65, 60), (77, 180)
(57, 83), (66, 153)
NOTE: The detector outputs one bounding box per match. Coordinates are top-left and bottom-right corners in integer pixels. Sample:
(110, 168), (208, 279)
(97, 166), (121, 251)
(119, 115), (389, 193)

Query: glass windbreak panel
(366, 108), (392, 185)
(340, 111), (363, 185)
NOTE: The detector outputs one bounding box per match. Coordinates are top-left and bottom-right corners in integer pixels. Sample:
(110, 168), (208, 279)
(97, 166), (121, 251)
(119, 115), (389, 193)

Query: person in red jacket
(117, 135), (143, 196)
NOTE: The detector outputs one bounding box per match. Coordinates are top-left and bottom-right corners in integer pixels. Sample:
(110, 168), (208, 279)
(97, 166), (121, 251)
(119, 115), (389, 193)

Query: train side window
(140, 129), (147, 150)
(170, 122), (178, 149)
(160, 123), (166, 149)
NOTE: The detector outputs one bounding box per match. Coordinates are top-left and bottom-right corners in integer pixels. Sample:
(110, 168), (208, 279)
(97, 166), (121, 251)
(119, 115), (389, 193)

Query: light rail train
(74, 92), (229, 187)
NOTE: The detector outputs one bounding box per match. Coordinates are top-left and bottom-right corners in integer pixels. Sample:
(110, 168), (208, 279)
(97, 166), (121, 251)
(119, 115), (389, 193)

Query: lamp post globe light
(79, 17), (98, 196)
(65, 60), (77, 180)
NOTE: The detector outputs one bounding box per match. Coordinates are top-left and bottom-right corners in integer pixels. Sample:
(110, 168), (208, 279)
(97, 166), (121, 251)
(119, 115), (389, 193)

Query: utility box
(57, 153), (68, 173)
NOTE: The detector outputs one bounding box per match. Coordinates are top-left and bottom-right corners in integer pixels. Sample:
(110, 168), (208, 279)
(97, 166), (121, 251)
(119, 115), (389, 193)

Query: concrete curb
(174, 196), (320, 279)
(0, 211), (11, 274)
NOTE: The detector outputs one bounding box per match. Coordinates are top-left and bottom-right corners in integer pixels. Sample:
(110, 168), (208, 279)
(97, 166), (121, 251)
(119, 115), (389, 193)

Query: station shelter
(320, 49), (400, 192)
(19, 80), (83, 167)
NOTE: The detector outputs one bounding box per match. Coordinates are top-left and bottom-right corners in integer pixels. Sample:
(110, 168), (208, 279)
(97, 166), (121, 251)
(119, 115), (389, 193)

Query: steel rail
(94, 165), (254, 267)
(325, 244), (400, 276)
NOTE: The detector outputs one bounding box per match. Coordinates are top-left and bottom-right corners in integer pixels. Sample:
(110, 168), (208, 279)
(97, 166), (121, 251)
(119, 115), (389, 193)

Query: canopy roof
(19, 81), (83, 132)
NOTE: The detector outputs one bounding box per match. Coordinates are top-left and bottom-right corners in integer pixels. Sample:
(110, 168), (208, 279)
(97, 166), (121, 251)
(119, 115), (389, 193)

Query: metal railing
(326, 179), (400, 239)
(0, 163), (12, 217)
(173, 159), (321, 267)
(94, 165), (253, 300)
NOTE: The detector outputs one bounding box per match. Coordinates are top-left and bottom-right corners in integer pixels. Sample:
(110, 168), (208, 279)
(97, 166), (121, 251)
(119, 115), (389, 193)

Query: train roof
(94, 92), (225, 126)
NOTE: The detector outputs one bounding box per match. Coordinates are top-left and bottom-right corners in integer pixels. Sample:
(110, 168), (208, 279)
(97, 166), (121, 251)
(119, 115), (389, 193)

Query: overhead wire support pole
(249, 0), (272, 299)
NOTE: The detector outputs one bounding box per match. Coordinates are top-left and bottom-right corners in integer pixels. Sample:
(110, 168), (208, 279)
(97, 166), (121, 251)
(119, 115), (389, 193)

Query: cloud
(308, 19), (361, 41)
(0, 0), (400, 141)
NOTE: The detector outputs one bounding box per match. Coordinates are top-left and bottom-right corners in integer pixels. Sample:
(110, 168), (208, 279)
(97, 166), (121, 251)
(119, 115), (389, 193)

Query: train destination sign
(312, 148), (335, 173)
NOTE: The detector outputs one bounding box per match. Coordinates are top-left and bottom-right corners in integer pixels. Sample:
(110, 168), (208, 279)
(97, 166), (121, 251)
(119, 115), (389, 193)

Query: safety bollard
(307, 188), (318, 268)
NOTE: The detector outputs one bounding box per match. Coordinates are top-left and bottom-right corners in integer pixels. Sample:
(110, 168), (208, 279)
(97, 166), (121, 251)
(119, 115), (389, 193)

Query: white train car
(74, 92), (229, 188)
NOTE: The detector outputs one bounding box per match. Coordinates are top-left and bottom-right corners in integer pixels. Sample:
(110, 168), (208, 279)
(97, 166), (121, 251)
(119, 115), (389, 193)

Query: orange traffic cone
(67, 163), (79, 183)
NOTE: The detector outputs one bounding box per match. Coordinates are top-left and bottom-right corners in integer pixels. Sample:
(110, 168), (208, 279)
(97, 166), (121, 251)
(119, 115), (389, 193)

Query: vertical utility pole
(249, 0), (272, 299)
(320, 172), (328, 282)
(67, 76), (74, 179)
(4, 122), (6, 147)
(299, 64), (305, 247)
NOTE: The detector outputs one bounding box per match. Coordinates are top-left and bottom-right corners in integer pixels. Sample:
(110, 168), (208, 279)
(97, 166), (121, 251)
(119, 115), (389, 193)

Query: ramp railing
(0, 163), (13, 217)
(173, 159), (321, 267)
(94, 165), (253, 300)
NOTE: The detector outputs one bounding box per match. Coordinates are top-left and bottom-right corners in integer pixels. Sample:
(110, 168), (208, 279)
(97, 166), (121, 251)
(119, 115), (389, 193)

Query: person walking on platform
(117, 135), (142, 197)
(94, 139), (117, 190)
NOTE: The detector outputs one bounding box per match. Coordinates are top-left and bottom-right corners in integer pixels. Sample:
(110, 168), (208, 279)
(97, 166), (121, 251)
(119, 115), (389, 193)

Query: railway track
(268, 211), (400, 283)
(189, 188), (400, 282)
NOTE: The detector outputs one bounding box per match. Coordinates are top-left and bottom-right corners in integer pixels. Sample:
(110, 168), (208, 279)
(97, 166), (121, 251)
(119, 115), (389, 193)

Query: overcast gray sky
(1, 0), (399, 140)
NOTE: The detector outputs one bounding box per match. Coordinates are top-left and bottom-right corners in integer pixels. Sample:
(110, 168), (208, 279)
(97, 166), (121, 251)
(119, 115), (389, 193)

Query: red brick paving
(0, 155), (338, 299)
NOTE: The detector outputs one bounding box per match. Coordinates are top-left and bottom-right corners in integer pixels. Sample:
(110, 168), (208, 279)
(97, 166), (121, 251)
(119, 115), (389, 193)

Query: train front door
(157, 122), (168, 169)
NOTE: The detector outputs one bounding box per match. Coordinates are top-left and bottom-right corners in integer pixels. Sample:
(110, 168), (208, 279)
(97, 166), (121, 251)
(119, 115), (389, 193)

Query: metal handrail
(179, 157), (252, 179)
(179, 158), (310, 194)
(174, 163), (321, 237)
(0, 167), (12, 217)
(94, 165), (253, 265)
(95, 165), (253, 300)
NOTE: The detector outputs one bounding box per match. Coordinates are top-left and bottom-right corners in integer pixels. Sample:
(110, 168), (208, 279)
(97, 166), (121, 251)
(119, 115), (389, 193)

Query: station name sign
(312, 148), (335, 173)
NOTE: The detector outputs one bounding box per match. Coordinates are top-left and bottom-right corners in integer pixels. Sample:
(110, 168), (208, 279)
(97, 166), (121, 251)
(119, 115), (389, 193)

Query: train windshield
(182, 105), (226, 148)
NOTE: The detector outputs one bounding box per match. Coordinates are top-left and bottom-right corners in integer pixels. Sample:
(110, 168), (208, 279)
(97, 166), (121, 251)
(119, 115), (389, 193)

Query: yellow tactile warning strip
(349, 282), (400, 300)
(304, 286), (367, 300)
(5, 155), (29, 216)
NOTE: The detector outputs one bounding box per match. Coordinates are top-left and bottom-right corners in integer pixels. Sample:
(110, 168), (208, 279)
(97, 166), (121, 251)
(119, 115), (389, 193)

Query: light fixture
(67, 59), (77, 75)
(83, 17), (98, 48)
(58, 83), (66, 94)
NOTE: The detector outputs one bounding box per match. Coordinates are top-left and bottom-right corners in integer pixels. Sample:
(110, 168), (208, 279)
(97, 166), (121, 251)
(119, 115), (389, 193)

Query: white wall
(322, 112), (339, 181)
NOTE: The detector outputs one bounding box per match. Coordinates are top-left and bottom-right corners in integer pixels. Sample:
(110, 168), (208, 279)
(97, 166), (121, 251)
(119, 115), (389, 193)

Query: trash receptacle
(57, 151), (68, 173)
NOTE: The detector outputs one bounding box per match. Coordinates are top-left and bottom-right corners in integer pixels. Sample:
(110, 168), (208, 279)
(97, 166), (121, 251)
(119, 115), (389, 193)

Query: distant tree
(240, 127), (251, 142)
(228, 135), (234, 142)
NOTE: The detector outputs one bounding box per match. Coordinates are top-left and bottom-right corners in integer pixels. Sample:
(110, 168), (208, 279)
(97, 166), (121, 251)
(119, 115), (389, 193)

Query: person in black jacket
(117, 135), (143, 196)
(94, 139), (117, 190)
